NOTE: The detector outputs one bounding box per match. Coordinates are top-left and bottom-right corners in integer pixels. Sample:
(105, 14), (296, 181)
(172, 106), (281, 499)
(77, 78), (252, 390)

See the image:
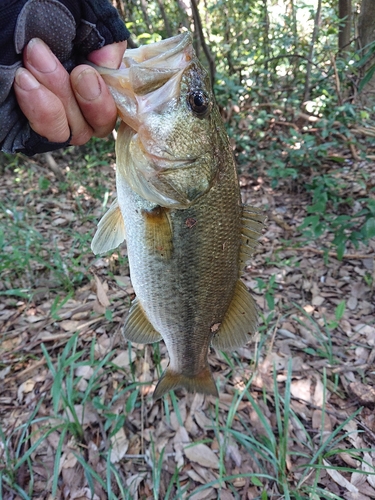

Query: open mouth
(148, 153), (196, 170)
(138, 141), (198, 170)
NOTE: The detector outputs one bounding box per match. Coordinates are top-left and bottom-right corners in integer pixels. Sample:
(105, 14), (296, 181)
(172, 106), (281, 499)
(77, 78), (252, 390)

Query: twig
(141, 346), (147, 457)
(331, 53), (343, 106)
(331, 363), (375, 373)
(262, 53), (319, 68)
(93, 406), (109, 450)
(251, 385), (349, 419)
(13, 358), (46, 380)
(273, 120), (299, 130)
(335, 132), (361, 161)
(268, 315), (281, 354)
(367, 347), (375, 366)
(351, 126), (375, 137)
(349, 143), (361, 161)
(5, 316), (104, 358)
(296, 111), (320, 122)
(43, 153), (65, 182)
(354, 419), (375, 443)
(269, 214), (293, 231)
(277, 246), (374, 260)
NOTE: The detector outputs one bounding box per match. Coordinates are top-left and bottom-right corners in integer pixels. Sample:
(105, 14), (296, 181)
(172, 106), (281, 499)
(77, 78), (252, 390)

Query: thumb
(87, 41), (127, 69)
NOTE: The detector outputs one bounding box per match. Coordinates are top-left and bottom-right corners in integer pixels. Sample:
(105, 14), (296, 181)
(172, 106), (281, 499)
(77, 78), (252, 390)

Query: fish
(91, 32), (265, 400)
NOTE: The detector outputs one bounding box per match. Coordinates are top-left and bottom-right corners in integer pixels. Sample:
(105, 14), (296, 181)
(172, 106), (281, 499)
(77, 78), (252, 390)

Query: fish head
(99, 33), (222, 208)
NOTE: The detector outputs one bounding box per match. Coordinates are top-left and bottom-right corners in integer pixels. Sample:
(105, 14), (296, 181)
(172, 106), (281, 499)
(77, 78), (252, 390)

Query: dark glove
(0, 0), (130, 156)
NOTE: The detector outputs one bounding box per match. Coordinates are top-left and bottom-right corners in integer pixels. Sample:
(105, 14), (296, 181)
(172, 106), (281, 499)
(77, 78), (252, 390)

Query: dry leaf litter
(0, 146), (374, 499)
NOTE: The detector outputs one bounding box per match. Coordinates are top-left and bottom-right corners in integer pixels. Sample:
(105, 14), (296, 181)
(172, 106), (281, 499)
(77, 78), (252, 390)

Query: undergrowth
(1, 345), (371, 499)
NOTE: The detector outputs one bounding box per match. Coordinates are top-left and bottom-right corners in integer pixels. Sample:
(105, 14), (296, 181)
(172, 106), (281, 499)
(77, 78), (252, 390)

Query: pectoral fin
(142, 206), (173, 259)
(211, 280), (258, 351)
(91, 199), (126, 255)
(239, 205), (266, 267)
(123, 298), (162, 344)
(153, 366), (218, 400)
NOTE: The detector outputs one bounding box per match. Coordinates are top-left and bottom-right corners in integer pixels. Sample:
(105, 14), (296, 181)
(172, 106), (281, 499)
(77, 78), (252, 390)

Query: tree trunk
(156, 0), (173, 37)
(262, 0), (270, 71)
(176, 0), (191, 30)
(357, 0), (375, 106)
(358, 0), (375, 50)
(138, 0), (153, 33)
(224, 4), (234, 77)
(290, 0), (297, 49)
(338, 0), (352, 54)
(190, 0), (216, 88)
(303, 0), (322, 102)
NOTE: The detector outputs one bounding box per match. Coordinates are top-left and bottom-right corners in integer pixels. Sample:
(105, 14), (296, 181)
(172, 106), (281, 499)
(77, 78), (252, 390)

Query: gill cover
(96, 33), (216, 208)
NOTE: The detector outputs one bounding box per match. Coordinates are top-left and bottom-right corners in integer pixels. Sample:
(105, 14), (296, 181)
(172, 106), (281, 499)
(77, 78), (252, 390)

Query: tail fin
(153, 366), (218, 400)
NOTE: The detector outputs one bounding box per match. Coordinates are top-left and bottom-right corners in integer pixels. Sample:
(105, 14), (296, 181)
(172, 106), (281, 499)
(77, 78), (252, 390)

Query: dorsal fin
(239, 205), (266, 267)
(211, 280), (258, 351)
(123, 298), (162, 344)
(91, 199), (126, 255)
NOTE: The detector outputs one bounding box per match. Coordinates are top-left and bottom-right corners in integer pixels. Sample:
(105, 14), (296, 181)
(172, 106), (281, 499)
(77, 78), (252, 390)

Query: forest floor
(0, 138), (374, 499)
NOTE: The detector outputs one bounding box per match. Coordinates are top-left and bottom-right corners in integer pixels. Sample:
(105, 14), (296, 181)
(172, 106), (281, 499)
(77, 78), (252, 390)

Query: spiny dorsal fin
(239, 205), (266, 266)
(141, 206), (173, 259)
(153, 366), (218, 400)
(211, 280), (258, 351)
(123, 298), (162, 344)
(91, 199), (126, 255)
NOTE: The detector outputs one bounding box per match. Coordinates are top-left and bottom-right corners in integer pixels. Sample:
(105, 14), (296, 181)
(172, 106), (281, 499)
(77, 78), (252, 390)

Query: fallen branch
(351, 126), (375, 137)
(295, 111), (375, 138)
(273, 120), (299, 130)
(335, 132), (361, 161)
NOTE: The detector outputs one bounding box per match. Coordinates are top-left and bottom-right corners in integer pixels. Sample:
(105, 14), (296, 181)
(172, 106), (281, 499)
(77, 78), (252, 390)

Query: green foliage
(186, 362), (371, 499)
(128, 0), (374, 256)
(1, 3), (374, 497)
(0, 332), (145, 498)
(300, 175), (375, 259)
(0, 207), (89, 295)
(255, 274), (278, 311)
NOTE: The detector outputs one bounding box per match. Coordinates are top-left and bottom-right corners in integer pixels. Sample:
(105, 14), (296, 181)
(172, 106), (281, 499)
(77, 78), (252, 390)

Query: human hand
(14, 38), (127, 146)
(0, 0), (129, 155)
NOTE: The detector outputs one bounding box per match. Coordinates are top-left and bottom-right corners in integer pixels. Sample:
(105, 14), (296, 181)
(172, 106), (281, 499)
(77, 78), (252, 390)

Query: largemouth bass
(91, 33), (265, 400)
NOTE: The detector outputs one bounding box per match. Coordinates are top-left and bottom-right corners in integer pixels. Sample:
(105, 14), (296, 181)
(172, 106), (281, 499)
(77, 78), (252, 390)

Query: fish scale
(91, 33), (265, 399)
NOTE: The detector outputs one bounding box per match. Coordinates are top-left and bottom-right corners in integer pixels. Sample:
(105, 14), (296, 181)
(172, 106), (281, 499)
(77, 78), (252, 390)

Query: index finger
(24, 38), (93, 145)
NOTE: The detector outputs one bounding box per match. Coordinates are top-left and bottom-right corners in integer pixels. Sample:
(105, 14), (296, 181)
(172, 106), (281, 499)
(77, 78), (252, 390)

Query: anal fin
(123, 298), (162, 344)
(153, 366), (218, 400)
(211, 280), (258, 351)
(142, 206), (173, 259)
(91, 199), (126, 255)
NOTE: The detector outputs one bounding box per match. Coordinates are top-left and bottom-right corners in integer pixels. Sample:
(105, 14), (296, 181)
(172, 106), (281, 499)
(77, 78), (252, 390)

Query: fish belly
(117, 163), (241, 378)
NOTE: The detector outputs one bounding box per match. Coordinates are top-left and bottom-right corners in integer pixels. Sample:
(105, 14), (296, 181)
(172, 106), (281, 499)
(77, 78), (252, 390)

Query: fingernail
(15, 68), (40, 90)
(26, 38), (57, 73)
(74, 69), (102, 101)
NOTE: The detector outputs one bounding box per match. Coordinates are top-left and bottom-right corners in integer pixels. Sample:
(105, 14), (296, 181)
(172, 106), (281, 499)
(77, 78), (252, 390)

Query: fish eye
(188, 90), (211, 117)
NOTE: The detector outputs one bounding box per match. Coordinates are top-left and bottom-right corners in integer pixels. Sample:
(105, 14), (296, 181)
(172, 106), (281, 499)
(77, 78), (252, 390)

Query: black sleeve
(0, 0), (130, 156)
